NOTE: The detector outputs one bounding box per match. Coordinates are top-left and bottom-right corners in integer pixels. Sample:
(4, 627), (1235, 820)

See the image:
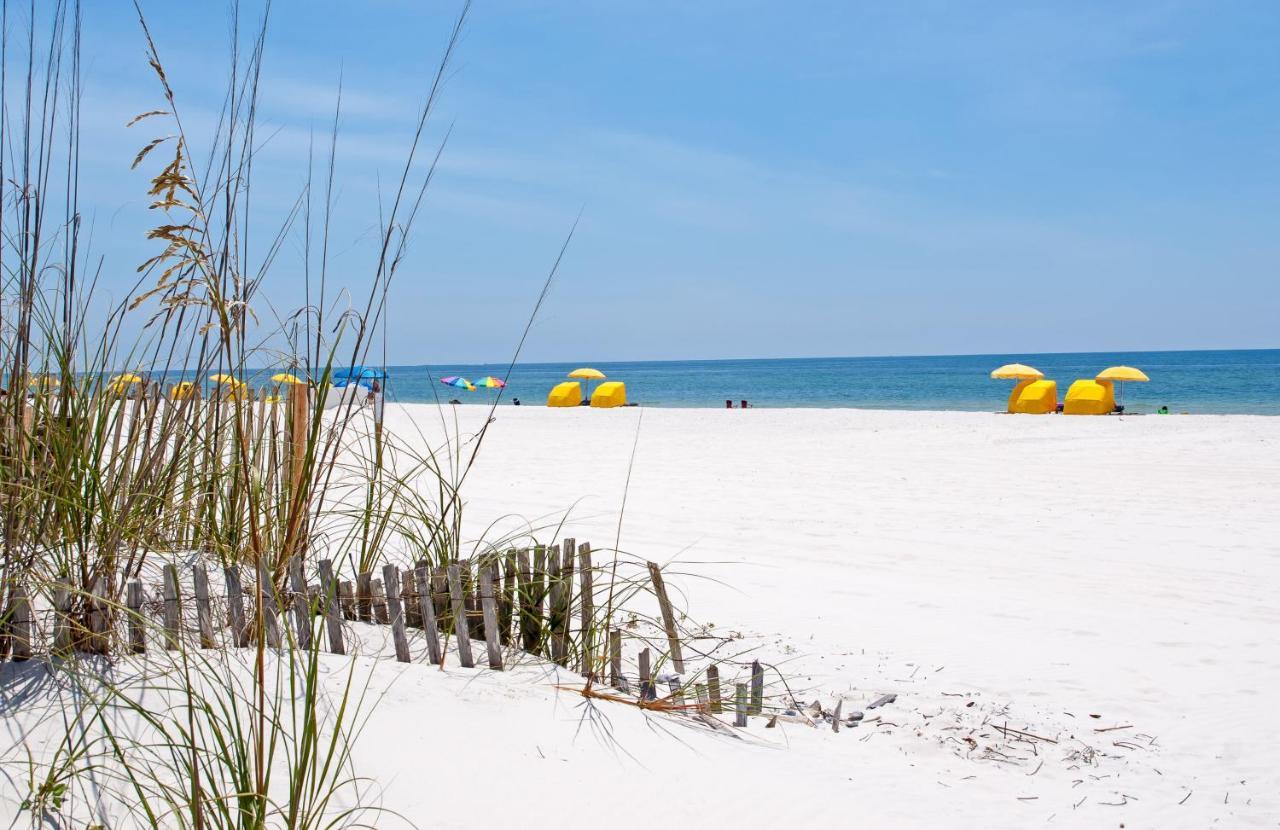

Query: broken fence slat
(193, 564), (217, 649)
(447, 563), (475, 668)
(288, 556), (312, 649)
(318, 559), (346, 655)
(647, 561), (684, 674)
(414, 566), (443, 666)
(478, 565), (504, 670)
(162, 564), (182, 651)
(382, 565), (412, 663)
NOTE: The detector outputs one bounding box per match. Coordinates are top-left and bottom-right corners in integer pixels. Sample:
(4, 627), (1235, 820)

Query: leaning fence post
(318, 559), (346, 655)
(289, 556), (312, 649)
(478, 565), (504, 670)
(735, 683), (749, 727)
(446, 563), (475, 668)
(414, 566), (443, 666)
(647, 561), (684, 673)
(126, 579), (146, 654)
(750, 659), (764, 715)
(225, 566), (248, 647)
(382, 565), (412, 663)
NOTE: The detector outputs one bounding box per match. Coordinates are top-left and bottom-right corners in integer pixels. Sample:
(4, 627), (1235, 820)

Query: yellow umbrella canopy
(1096, 366), (1149, 382)
(28, 375), (60, 388)
(990, 363), (1044, 380)
(209, 373), (246, 386)
(109, 373), (144, 384)
(271, 372), (306, 385)
(568, 367), (606, 380)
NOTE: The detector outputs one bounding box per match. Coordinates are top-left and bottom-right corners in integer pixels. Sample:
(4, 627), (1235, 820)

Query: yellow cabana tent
(991, 364), (1050, 412)
(1010, 380), (1058, 414)
(590, 381), (626, 408)
(271, 372), (306, 385)
(169, 381), (198, 401)
(107, 373), (143, 395)
(1063, 379), (1116, 415)
(547, 381), (583, 407)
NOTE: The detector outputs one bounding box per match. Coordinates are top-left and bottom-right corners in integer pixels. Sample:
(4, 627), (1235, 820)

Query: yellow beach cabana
(590, 381), (627, 408)
(107, 373), (144, 396)
(991, 363), (1057, 414)
(547, 381), (583, 407)
(169, 381), (198, 401)
(1063, 380), (1115, 415)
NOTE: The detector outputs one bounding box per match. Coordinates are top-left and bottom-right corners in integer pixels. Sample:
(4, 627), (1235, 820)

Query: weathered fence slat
(735, 683), (749, 727)
(126, 579), (146, 654)
(750, 659), (764, 715)
(707, 664), (723, 714)
(431, 566), (450, 634)
(578, 542), (594, 678)
(10, 585), (31, 661)
(639, 647), (654, 701)
(162, 564), (182, 651)
(414, 566), (443, 666)
(517, 549), (539, 652)
(609, 628), (623, 690)
(257, 560), (282, 649)
(193, 564), (216, 648)
(225, 566), (248, 647)
(371, 578), (389, 625)
(289, 556), (312, 649)
(499, 551), (516, 646)
(356, 571), (373, 622)
(647, 561), (684, 673)
(338, 580), (355, 620)
(53, 578), (73, 655)
(87, 577), (111, 654)
(318, 559), (346, 655)
(478, 565), (504, 670)
(382, 565), (412, 663)
(447, 563), (475, 668)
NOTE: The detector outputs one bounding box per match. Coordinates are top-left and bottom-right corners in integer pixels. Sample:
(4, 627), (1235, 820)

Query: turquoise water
(380, 349), (1280, 414)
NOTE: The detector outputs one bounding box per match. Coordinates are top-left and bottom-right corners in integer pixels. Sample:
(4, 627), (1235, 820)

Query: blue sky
(67, 1), (1280, 362)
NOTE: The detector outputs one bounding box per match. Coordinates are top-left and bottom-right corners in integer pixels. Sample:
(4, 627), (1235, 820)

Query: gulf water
(378, 349), (1280, 415)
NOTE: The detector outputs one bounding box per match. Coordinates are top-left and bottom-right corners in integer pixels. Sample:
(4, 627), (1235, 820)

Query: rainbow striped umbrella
(440, 376), (476, 391)
(475, 376), (506, 389)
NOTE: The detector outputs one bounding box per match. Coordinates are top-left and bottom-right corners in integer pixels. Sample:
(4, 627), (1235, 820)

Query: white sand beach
(369, 403), (1280, 827)
(5, 405), (1277, 828)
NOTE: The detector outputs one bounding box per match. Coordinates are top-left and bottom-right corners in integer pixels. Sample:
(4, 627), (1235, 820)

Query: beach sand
(5, 405), (1276, 828)
(376, 403), (1280, 827)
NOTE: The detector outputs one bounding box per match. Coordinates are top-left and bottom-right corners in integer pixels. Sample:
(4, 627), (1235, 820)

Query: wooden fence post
(499, 551), (516, 646)
(414, 566), (443, 666)
(126, 579), (146, 654)
(257, 560), (282, 648)
(735, 683), (749, 727)
(52, 578), (73, 655)
(555, 540), (574, 667)
(9, 585), (30, 661)
(225, 566), (248, 647)
(402, 568), (421, 629)
(356, 571), (373, 622)
(706, 664), (723, 714)
(162, 564), (182, 651)
(517, 549), (539, 653)
(446, 563), (474, 668)
(609, 628), (623, 690)
(318, 559), (346, 655)
(639, 647), (654, 701)
(289, 556), (312, 649)
(750, 659), (764, 715)
(86, 576), (111, 654)
(371, 578), (389, 625)
(431, 566), (450, 634)
(578, 542), (593, 678)
(339, 581), (355, 620)
(193, 564), (216, 648)
(647, 561), (684, 674)
(382, 565), (412, 663)
(478, 565), (503, 670)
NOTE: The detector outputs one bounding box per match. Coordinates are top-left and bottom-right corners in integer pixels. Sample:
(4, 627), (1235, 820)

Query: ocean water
(379, 349), (1280, 415)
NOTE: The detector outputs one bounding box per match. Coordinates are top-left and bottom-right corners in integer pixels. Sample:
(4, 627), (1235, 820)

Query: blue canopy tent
(331, 366), (387, 389)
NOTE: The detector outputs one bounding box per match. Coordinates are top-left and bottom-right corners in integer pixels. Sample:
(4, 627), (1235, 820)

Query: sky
(53, 1), (1280, 362)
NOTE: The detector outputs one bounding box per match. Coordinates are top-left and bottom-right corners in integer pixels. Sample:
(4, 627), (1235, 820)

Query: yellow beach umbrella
(208, 373), (245, 386)
(107, 373), (143, 395)
(1096, 365), (1148, 410)
(990, 363), (1044, 380)
(28, 375), (60, 389)
(1095, 366), (1149, 383)
(271, 372), (305, 385)
(569, 367), (605, 402)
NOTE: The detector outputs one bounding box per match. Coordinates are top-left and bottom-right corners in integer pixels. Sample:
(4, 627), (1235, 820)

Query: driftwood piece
(414, 566), (443, 666)
(382, 565), (412, 663)
(446, 563), (474, 668)
(832, 699), (843, 733)
(647, 561), (684, 673)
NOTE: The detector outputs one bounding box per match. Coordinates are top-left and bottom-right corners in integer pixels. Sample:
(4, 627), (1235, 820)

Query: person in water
(512, 397), (522, 406)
